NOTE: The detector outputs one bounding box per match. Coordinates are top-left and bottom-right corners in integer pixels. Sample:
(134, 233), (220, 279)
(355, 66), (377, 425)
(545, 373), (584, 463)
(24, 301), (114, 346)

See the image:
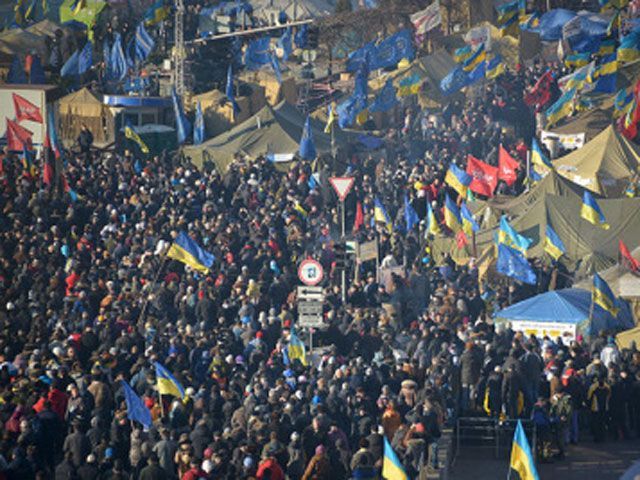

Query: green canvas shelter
(183, 101), (348, 174)
(432, 192), (640, 275)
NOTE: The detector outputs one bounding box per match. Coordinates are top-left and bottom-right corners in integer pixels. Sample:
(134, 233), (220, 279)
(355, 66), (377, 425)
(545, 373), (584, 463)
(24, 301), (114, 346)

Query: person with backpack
(550, 385), (573, 459)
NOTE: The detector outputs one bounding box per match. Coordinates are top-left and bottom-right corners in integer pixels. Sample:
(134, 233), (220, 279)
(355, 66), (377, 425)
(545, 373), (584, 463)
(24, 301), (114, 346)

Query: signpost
(297, 285), (325, 351)
(329, 177), (355, 303)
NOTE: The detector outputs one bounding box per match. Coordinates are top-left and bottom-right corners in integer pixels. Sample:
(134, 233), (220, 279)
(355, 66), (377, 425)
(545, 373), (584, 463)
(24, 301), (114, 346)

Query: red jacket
(181, 467), (206, 480)
(33, 388), (68, 419)
(256, 458), (285, 480)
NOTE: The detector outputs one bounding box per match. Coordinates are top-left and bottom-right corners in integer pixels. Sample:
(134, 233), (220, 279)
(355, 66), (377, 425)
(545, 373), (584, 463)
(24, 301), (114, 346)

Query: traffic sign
(297, 286), (324, 301)
(298, 301), (323, 314)
(298, 259), (324, 286)
(329, 177), (355, 202)
(298, 315), (324, 328)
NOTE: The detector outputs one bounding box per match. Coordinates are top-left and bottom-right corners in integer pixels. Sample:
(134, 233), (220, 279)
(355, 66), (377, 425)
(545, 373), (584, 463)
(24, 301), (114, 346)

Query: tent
(551, 101), (615, 142)
(575, 246), (640, 321)
(58, 88), (113, 144)
(26, 19), (69, 37)
(552, 125), (640, 197)
(432, 192), (640, 274)
(0, 29), (47, 58)
(616, 326), (640, 350)
(495, 288), (634, 339)
(183, 101), (349, 173)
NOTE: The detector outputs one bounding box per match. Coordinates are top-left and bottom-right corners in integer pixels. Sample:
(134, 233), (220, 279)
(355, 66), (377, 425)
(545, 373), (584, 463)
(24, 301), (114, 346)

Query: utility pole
(173, 0), (186, 95)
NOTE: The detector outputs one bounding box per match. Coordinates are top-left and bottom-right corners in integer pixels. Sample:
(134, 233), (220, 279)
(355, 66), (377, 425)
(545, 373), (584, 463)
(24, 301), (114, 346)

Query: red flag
(498, 145), (520, 186)
(619, 239), (639, 272)
(353, 201), (364, 232)
(12, 94), (43, 124)
(524, 70), (553, 109)
(456, 230), (468, 249)
(466, 155), (498, 197)
(6, 119), (33, 151)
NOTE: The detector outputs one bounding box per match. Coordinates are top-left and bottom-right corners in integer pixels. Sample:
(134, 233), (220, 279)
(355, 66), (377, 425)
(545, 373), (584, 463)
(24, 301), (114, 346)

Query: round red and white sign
(298, 259), (324, 286)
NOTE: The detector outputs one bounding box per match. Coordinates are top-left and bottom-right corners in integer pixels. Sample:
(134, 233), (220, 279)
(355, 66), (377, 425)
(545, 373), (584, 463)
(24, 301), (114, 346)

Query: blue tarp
(563, 11), (611, 52)
(536, 9), (577, 41)
(494, 288), (634, 337)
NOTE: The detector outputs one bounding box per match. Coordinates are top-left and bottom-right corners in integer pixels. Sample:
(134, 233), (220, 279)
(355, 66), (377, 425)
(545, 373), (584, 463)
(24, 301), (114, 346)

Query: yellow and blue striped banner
(154, 361), (185, 399)
(580, 190), (609, 229)
(445, 163), (472, 197)
(593, 272), (619, 316)
(167, 231), (215, 273)
(544, 223), (566, 260)
(510, 420), (540, 480)
(383, 436), (408, 480)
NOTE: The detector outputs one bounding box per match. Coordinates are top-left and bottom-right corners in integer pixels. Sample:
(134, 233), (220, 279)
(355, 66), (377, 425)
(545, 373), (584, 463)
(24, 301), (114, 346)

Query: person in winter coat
(256, 454), (285, 480)
(502, 365), (523, 419)
(459, 342), (482, 413)
(301, 445), (331, 480)
(484, 366), (503, 418)
(587, 377), (611, 442)
(139, 453), (167, 480)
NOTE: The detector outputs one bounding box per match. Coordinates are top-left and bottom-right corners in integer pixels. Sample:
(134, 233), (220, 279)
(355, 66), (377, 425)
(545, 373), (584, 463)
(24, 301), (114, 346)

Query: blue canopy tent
(494, 288), (634, 339)
(535, 9), (577, 41)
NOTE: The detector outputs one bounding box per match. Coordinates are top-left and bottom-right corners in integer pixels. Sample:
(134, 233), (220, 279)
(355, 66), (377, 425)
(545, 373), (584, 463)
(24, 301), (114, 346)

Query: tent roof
(26, 19), (68, 37)
(551, 99), (615, 141)
(574, 247), (640, 299)
(495, 288), (634, 336)
(552, 125), (640, 197)
(183, 101), (348, 173)
(0, 28), (47, 57)
(59, 88), (103, 116)
(432, 193), (640, 274)
(616, 325), (640, 350)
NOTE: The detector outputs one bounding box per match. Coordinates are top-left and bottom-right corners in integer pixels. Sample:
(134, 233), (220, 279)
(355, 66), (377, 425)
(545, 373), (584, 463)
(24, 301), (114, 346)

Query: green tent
(183, 101), (349, 174)
(432, 192), (640, 275)
(552, 125), (640, 197)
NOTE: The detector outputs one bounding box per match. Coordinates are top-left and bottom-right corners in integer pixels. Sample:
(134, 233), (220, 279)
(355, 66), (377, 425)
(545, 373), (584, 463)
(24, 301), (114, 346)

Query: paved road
(451, 439), (640, 480)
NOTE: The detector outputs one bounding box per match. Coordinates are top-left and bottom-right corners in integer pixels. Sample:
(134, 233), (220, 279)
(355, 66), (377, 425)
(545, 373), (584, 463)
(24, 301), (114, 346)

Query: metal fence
(454, 417), (537, 460)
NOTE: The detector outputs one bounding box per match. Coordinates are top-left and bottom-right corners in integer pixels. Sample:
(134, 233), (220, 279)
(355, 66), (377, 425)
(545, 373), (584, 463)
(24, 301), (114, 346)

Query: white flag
(411, 0), (442, 35)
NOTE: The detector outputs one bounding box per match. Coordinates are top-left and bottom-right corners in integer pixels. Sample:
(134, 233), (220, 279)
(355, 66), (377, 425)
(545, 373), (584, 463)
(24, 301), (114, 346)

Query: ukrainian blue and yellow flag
(166, 231), (216, 273)
(374, 197), (393, 233)
(426, 201), (441, 236)
(154, 362), (185, 399)
(485, 54), (506, 80)
(383, 436), (408, 480)
(445, 163), (472, 197)
(597, 38), (617, 57)
(462, 44), (486, 72)
(496, 0), (519, 30)
(285, 328), (308, 366)
(144, 0), (171, 26)
(546, 88), (576, 127)
(324, 103), (336, 133)
(593, 54), (617, 93)
(544, 223), (566, 260)
(460, 202), (479, 237)
(531, 138), (551, 169)
(618, 30), (640, 63)
(444, 193), (462, 232)
(124, 121), (150, 154)
(498, 215), (532, 254)
(593, 272), (619, 316)
(519, 11), (540, 31)
(564, 53), (591, 69)
(510, 420), (540, 480)
(614, 89), (633, 118)
(580, 190), (610, 229)
(397, 73), (422, 97)
(453, 45), (473, 63)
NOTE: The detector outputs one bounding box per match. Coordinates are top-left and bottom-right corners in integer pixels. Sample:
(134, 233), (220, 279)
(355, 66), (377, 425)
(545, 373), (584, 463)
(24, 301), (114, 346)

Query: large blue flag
(299, 115), (316, 160)
(225, 64), (240, 114)
(61, 41), (93, 78)
(346, 42), (376, 73)
(295, 24), (308, 49)
(279, 27), (292, 61)
(369, 78), (398, 113)
(337, 93), (367, 128)
(194, 100), (205, 145)
(171, 87), (191, 145)
(270, 51), (282, 84)
(121, 380), (152, 429)
(244, 37), (271, 70)
(109, 33), (127, 81)
(7, 56), (26, 84)
(135, 22), (155, 62)
(29, 55), (45, 84)
(404, 195), (419, 232)
(497, 244), (537, 285)
(440, 66), (472, 95)
(372, 29), (415, 70)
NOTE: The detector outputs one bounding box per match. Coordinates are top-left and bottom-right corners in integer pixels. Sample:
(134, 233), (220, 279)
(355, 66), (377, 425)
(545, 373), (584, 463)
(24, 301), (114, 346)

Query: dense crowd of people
(2, 2), (640, 480)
